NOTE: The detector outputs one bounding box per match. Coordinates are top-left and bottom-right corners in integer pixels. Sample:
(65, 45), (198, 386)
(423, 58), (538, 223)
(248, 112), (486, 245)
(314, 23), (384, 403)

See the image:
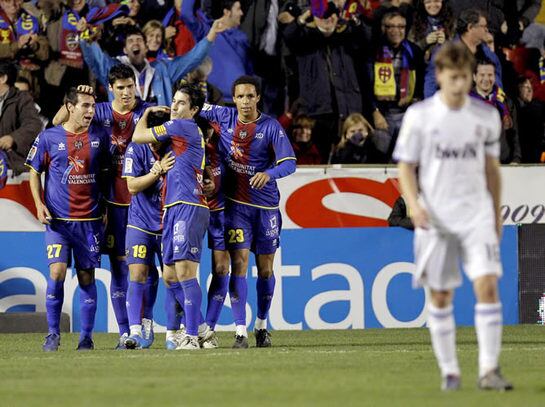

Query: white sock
(475, 302), (502, 377)
(130, 324), (142, 336)
(179, 323), (185, 331)
(236, 324), (248, 337)
(198, 323), (207, 335)
(166, 330), (177, 340)
(427, 304), (460, 377)
(255, 317), (267, 330)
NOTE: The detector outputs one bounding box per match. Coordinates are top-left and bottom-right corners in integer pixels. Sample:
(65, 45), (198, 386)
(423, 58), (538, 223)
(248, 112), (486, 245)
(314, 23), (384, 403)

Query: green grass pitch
(0, 326), (543, 406)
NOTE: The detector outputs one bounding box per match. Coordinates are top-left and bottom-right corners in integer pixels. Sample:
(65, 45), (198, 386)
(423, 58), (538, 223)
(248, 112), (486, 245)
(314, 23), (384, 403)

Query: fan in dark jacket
(331, 113), (386, 164)
(0, 61), (43, 175)
(281, 7), (369, 161)
(515, 76), (545, 163)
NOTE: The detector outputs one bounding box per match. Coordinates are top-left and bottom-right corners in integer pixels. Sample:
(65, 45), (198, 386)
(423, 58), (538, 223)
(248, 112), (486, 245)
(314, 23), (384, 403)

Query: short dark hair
(381, 10), (406, 26)
(456, 8), (485, 35)
(222, 0), (238, 12)
(231, 75), (261, 97)
(123, 25), (145, 46)
(0, 61), (17, 87)
(173, 84), (205, 115)
(64, 86), (96, 107)
(108, 64), (136, 86)
(475, 58), (495, 73)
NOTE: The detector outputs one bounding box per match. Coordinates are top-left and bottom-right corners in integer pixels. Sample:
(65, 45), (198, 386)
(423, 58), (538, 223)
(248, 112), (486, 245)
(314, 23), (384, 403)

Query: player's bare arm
(133, 106), (171, 144)
(397, 161), (429, 229)
(203, 166), (216, 197)
(485, 155), (502, 239)
(28, 167), (52, 224)
(125, 152), (175, 194)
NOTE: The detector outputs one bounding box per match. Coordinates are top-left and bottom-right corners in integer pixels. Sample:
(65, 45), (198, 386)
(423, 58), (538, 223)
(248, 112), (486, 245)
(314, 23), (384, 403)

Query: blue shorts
(224, 200), (281, 255)
(208, 209), (226, 251)
(162, 204), (209, 265)
(45, 220), (103, 270)
(125, 226), (162, 267)
(102, 204), (128, 257)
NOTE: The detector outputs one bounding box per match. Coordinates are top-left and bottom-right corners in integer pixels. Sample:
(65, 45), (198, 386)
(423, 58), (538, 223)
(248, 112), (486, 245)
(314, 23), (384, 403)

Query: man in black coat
(0, 61), (43, 175)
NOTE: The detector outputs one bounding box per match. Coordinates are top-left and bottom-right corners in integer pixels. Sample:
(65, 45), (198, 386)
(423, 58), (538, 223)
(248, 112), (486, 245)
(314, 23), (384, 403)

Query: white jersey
(393, 92), (501, 233)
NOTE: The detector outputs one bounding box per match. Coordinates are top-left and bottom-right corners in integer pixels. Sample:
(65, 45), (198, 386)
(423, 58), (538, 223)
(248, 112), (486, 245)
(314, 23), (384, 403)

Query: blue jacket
(79, 38), (212, 106)
(181, 0), (252, 102)
(424, 38), (503, 98)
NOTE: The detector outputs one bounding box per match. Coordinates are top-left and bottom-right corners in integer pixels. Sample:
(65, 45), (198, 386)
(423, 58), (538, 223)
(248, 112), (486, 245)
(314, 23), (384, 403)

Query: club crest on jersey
(118, 120), (127, 130)
(74, 140), (83, 150)
(58, 142), (66, 151)
(239, 130), (248, 139)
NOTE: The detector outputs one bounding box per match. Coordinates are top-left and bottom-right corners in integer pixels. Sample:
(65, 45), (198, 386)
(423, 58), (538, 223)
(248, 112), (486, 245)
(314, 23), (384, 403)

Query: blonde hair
(338, 113), (374, 148)
(142, 20), (164, 43)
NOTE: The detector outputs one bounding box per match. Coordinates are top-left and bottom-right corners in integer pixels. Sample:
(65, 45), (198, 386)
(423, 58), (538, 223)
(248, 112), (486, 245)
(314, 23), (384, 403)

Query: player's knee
(230, 255), (248, 276)
(257, 268), (273, 279)
(213, 263), (229, 276)
(49, 263), (67, 281)
(430, 290), (453, 308)
(129, 265), (148, 283)
(76, 269), (95, 286)
(474, 275), (499, 303)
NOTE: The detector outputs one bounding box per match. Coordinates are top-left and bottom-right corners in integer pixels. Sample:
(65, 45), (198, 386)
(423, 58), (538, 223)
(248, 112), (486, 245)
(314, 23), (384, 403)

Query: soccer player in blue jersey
(26, 87), (110, 351)
(133, 84), (209, 350)
(54, 65), (157, 349)
(200, 76), (297, 348)
(122, 141), (175, 349)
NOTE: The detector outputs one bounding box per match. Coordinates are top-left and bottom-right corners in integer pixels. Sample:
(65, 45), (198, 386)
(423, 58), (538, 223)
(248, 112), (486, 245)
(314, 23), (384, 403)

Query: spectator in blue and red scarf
(470, 59), (521, 164)
(368, 9), (424, 161)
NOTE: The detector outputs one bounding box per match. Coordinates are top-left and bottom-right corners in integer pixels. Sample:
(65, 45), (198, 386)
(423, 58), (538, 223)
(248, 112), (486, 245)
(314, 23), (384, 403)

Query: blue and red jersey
(199, 104), (296, 209)
(205, 127), (224, 211)
(151, 119), (207, 209)
(25, 124), (110, 220)
(94, 99), (151, 206)
(122, 142), (164, 233)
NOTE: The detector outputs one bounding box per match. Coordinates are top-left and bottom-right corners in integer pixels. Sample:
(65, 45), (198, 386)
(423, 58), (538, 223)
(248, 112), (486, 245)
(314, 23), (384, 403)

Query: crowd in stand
(1, 0), (545, 172)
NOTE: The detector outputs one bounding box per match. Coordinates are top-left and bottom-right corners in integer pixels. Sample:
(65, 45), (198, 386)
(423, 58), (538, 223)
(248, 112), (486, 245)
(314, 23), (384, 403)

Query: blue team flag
(0, 150), (8, 190)
(311, 0), (329, 18)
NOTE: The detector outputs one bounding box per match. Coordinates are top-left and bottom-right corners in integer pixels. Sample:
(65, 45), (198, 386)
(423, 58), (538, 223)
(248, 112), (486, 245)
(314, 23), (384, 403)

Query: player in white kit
(394, 42), (513, 392)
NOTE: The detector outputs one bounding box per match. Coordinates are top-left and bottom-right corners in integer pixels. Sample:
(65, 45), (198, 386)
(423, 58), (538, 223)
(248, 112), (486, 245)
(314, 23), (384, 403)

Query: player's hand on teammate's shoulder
(159, 152), (175, 174)
(37, 202), (52, 225)
(249, 172), (270, 190)
(410, 204), (430, 230)
(76, 85), (94, 96)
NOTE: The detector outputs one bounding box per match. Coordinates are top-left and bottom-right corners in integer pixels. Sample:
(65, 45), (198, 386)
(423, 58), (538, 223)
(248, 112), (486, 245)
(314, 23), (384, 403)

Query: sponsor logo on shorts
(174, 245), (180, 253)
(173, 221), (186, 243)
(190, 247), (199, 254)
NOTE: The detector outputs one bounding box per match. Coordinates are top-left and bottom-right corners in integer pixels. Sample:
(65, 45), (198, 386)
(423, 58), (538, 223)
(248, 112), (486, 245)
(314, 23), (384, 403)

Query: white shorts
(413, 224), (502, 290)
